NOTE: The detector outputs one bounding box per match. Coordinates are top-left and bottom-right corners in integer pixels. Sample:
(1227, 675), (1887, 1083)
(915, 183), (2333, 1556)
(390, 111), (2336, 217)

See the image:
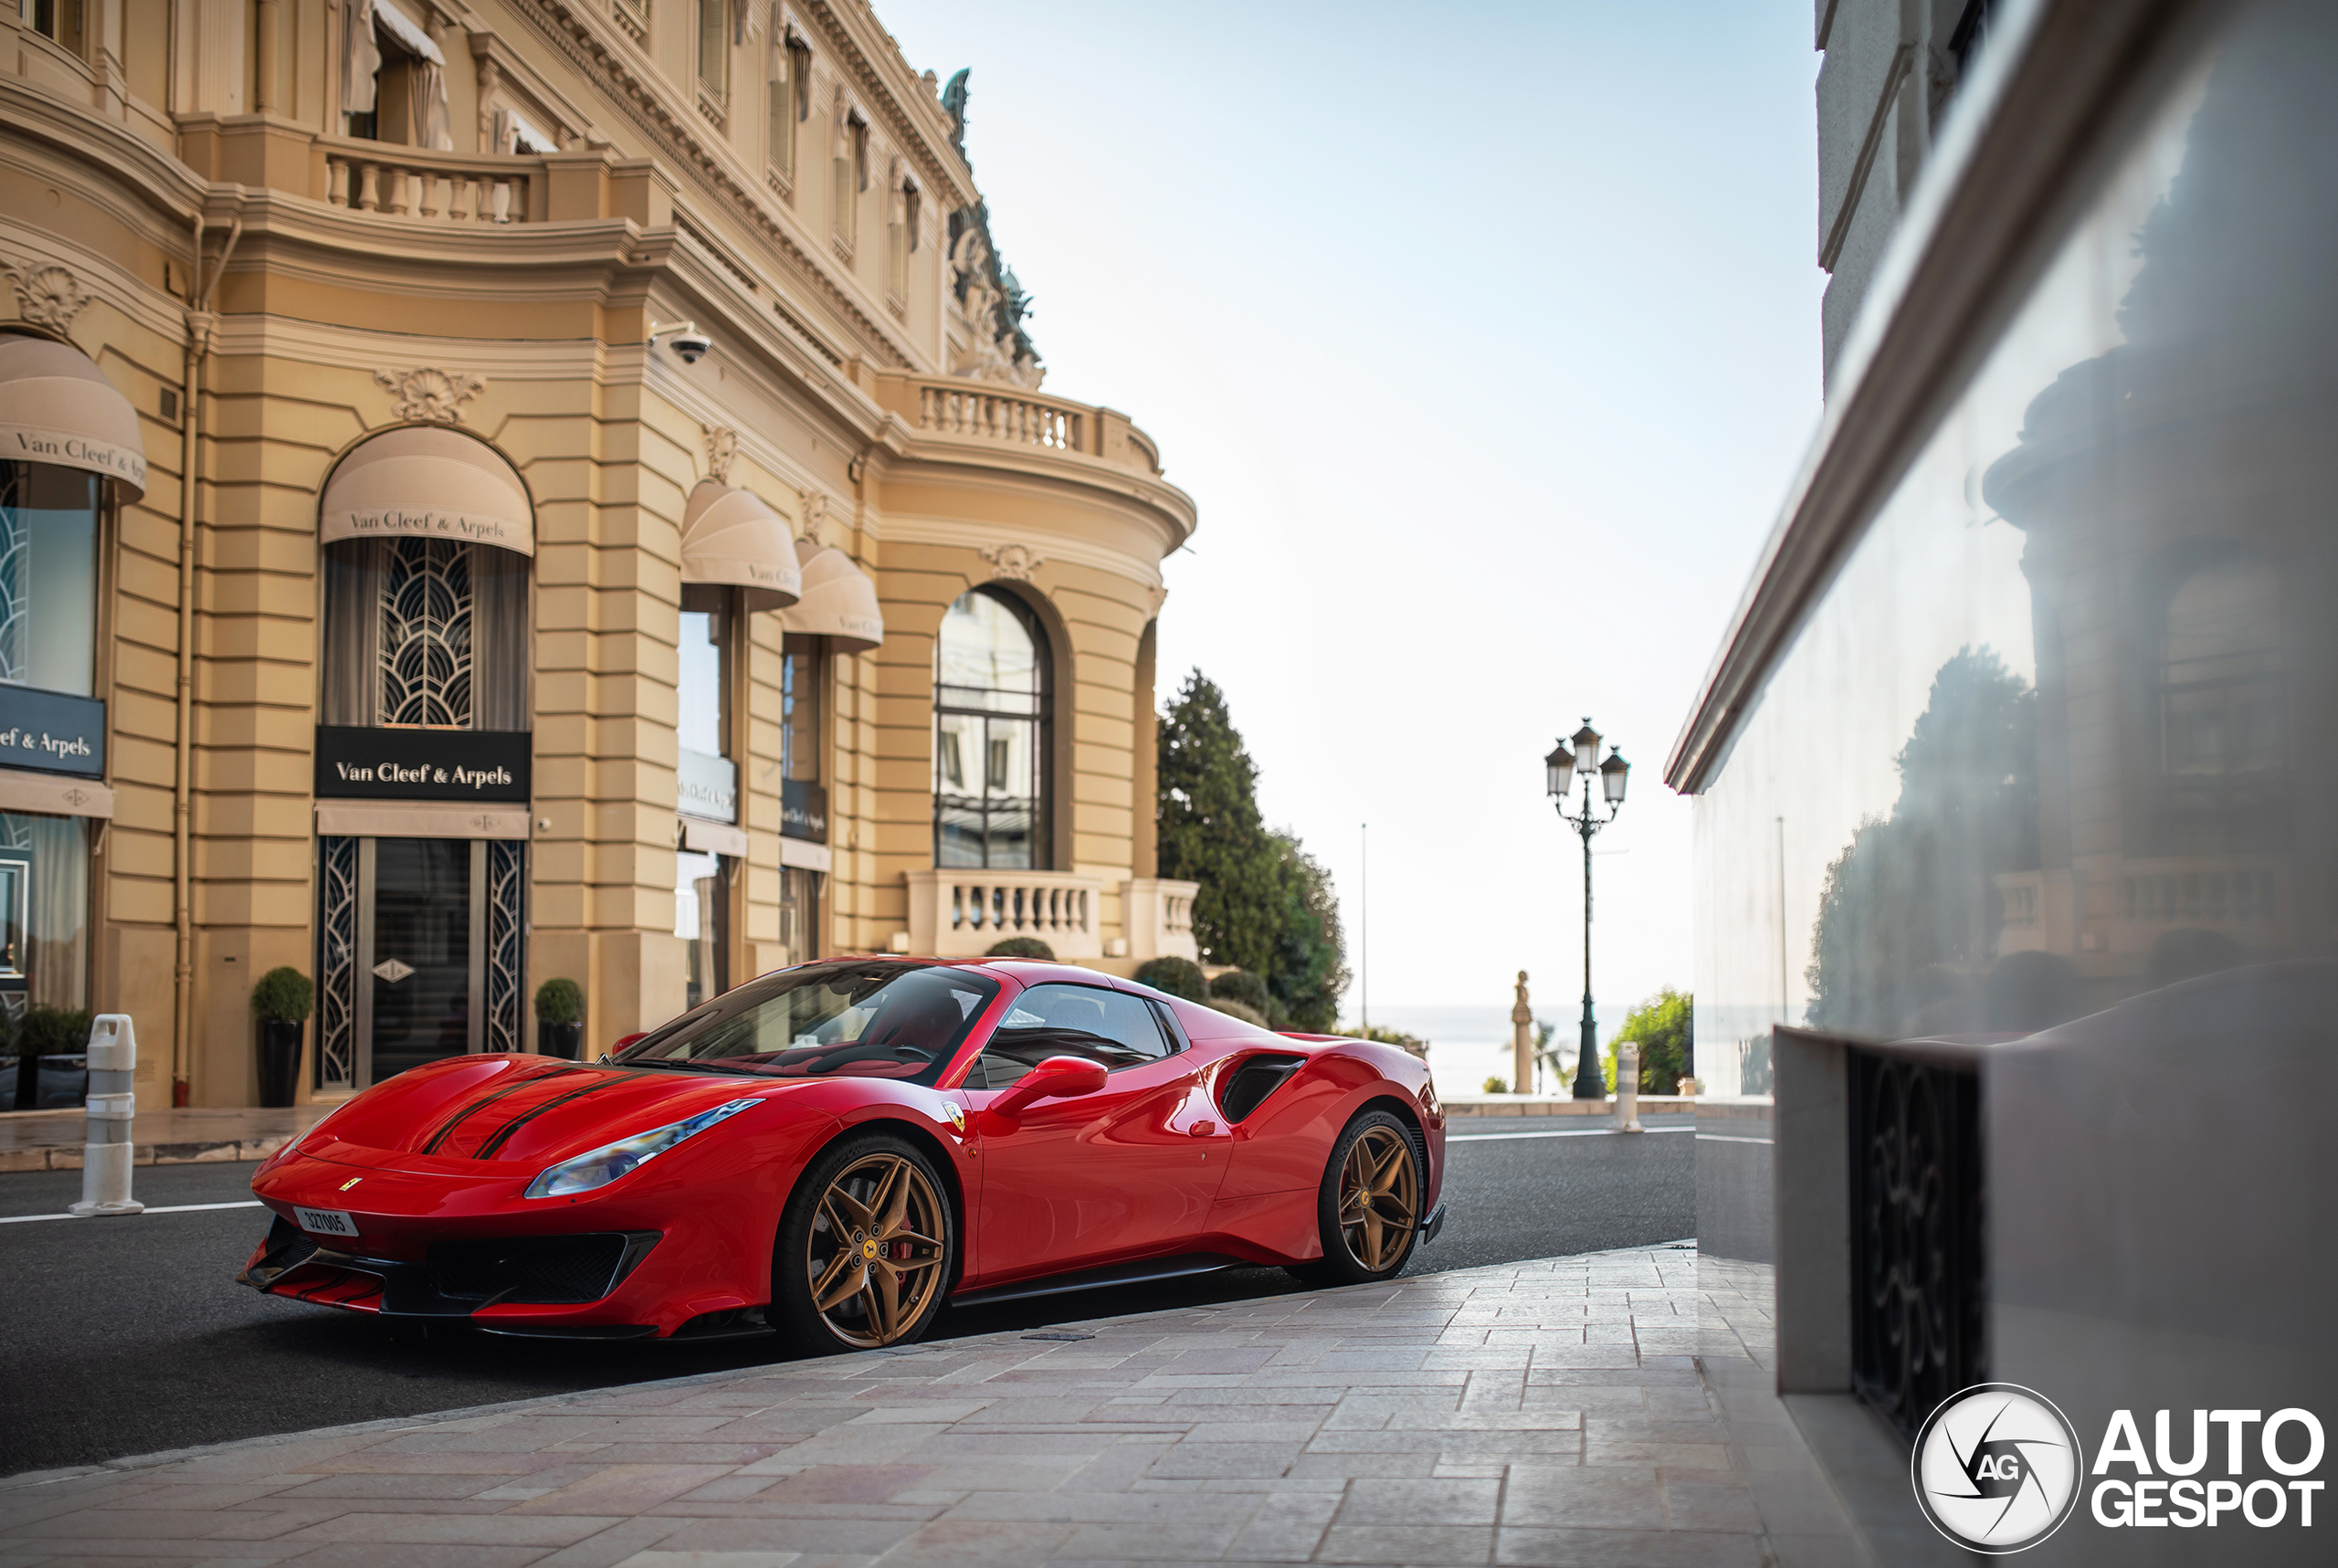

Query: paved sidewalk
(0, 1241), (1869, 1566)
(0, 1104), (340, 1172)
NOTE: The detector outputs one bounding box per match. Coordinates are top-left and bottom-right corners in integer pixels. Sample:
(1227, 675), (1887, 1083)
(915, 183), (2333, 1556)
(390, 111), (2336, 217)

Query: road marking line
(1695, 1133), (1775, 1145)
(1446, 1126), (1696, 1143)
(0, 1200), (262, 1226)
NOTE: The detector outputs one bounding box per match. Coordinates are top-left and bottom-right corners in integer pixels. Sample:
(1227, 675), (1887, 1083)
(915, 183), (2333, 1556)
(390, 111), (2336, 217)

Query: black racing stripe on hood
(471, 1071), (665, 1161)
(419, 1064), (592, 1155)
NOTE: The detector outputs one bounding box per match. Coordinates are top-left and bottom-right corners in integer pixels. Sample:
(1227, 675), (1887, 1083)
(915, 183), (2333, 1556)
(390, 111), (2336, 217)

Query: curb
(0, 1135), (293, 1173)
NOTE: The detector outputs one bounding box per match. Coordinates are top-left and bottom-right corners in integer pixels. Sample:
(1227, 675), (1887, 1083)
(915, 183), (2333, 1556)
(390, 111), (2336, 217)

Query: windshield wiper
(625, 1057), (770, 1077)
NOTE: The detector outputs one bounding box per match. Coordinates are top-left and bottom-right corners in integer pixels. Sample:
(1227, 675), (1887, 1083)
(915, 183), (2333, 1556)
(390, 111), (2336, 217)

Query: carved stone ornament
(979, 542), (1045, 582)
(1147, 584), (1168, 616)
(797, 489), (828, 549)
(5, 263), (91, 334)
(705, 425), (739, 484)
(374, 366), (486, 424)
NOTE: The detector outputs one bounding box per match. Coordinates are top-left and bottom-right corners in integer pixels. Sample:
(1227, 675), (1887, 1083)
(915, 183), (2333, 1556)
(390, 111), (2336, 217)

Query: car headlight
(523, 1099), (760, 1199)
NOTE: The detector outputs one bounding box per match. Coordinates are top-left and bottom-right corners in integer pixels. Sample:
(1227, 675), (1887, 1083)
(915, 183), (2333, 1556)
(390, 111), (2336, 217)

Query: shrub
(1132, 956), (1206, 1001)
(1208, 969), (1269, 1012)
(1615, 987), (1692, 1096)
(23, 1005), (93, 1057)
(985, 936), (1056, 960)
(1482, 1076), (1509, 1095)
(1212, 999), (1269, 1027)
(250, 966), (314, 1023)
(534, 978), (585, 1025)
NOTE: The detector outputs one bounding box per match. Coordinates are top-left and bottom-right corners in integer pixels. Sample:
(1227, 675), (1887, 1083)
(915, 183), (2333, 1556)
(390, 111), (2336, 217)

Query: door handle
(1188, 1120), (1217, 1138)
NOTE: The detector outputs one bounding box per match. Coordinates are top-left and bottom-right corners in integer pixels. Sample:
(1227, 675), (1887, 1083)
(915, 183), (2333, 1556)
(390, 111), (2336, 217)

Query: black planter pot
(538, 1020), (584, 1059)
(257, 1019), (303, 1108)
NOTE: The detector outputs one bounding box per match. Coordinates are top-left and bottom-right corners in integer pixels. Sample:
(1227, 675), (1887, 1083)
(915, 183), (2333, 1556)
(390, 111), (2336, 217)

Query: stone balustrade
(1122, 877), (1200, 963)
(905, 868), (1103, 959)
(912, 381), (1084, 451)
(321, 137), (539, 224)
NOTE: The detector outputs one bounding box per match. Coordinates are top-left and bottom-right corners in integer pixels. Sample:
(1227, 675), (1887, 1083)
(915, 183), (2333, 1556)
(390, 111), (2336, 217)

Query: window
(321, 538), (529, 728)
(26, 0), (84, 54)
(617, 960), (998, 1088)
(934, 588), (1048, 868)
(768, 19), (808, 184)
(0, 462), (99, 698)
(698, 0), (730, 103)
(833, 110), (866, 249)
(676, 590), (738, 1006)
(966, 983), (1173, 1088)
(2161, 558), (2283, 784)
(889, 173), (920, 303)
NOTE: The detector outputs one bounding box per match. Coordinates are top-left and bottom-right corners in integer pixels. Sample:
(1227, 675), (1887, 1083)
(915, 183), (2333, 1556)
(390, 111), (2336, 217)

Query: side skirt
(948, 1252), (1243, 1310)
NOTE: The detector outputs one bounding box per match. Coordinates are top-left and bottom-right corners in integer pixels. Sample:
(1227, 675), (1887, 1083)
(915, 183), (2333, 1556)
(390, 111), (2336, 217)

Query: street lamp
(1546, 718), (1629, 1099)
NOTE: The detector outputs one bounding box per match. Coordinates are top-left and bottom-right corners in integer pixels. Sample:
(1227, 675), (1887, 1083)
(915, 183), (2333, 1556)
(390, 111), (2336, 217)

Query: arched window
(2161, 556), (2282, 783)
(934, 587), (1049, 868)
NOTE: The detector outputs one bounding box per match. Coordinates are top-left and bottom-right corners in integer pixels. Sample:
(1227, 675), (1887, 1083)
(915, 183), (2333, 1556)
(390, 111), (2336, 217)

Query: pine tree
(1156, 671), (1281, 973)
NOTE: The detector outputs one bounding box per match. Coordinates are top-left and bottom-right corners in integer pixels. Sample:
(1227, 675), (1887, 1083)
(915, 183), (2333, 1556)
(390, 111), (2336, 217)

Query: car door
(957, 982), (1227, 1286)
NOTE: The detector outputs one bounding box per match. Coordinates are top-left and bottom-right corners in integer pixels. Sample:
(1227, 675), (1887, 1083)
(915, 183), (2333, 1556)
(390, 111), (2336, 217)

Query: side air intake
(1217, 1053), (1307, 1124)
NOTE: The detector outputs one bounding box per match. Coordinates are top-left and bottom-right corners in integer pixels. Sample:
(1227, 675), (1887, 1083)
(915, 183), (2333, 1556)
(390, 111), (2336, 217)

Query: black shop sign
(0, 686), (105, 778)
(314, 727), (531, 803)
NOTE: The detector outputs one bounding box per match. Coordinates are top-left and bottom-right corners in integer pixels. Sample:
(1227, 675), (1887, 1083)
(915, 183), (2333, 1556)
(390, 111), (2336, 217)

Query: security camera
(648, 321), (711, 365)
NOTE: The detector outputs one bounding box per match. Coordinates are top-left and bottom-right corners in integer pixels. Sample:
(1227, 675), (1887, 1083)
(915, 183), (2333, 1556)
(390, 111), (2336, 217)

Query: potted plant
(250, 968), (313, 1109)
(535, 978), (584, 1059)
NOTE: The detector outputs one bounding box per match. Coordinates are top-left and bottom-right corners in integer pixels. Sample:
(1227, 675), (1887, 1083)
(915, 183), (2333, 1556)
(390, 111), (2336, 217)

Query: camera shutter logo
(1912, 1384), (2085, 1552)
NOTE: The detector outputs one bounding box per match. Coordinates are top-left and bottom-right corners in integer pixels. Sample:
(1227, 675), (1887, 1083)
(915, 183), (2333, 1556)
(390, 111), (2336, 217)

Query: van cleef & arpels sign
(0, 686), (106, 777)
(313, 727), (531, 803)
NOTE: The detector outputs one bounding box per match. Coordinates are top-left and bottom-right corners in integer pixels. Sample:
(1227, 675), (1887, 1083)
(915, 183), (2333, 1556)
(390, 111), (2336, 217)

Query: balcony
(868, 372), (1167, 476)
(901, 870), (1201, 963)
(321, 135), (539, 225)
(906, 869), (1102, 959)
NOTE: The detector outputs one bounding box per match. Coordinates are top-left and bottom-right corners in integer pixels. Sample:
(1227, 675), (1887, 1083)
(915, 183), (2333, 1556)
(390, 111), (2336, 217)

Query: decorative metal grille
(484, 838), (526, 1053)
(1848, 1044), (1985, 1444)
(379, 537), (474, 727)
(0, 506), (24, 686)
(316, 835), (360, 1089)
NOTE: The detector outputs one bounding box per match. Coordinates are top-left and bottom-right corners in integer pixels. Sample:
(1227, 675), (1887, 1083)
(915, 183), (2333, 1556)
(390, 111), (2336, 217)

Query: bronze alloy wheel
(1335, 1123), (1420, 1272)
(803, 1150), (948, 1348)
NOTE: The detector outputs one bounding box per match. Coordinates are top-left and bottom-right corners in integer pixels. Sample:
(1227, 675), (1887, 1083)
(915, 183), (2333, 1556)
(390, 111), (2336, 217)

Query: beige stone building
(0, 0), (1197, 1110)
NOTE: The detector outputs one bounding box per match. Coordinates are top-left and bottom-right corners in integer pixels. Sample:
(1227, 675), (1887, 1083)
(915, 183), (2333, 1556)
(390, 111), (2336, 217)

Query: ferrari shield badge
(941, 1102), (966, 1133)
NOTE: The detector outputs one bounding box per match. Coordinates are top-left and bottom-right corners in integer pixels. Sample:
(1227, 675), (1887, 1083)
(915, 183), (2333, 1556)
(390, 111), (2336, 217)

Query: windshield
(615, 961), (999, 1086)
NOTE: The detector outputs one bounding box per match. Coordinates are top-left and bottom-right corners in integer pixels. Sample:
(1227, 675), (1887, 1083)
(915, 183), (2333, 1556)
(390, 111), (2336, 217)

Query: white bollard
(68, 1014), (144, 1216)
(1613, 1041), (1644, 1134)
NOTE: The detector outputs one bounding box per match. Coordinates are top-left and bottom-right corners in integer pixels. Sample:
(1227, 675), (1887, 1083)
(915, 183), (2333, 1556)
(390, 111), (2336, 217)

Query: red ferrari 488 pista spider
(237, 958), (1447, 1349)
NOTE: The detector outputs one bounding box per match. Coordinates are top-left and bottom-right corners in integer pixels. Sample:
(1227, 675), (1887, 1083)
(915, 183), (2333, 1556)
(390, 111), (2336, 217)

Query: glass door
(315, 836), (527, 1091)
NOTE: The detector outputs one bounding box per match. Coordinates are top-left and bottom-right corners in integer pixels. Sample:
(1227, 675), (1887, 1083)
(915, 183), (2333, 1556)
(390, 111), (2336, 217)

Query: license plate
(293, 1206), (360, 1238)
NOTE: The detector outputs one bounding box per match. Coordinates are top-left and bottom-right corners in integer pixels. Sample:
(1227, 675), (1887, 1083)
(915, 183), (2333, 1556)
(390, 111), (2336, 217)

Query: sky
(876, 1), (1827, 1029)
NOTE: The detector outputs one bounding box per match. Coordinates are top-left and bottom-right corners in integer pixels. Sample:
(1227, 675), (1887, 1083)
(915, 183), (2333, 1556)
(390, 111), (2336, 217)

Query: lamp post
(1545, 720), (1629, 1099)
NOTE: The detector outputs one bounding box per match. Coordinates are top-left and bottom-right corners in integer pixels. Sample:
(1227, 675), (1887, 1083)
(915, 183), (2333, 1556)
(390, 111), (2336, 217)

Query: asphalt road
(0, 1116), (1694, 1478)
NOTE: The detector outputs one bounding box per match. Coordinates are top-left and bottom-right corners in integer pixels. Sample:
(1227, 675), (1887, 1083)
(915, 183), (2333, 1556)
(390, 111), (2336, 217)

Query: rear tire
(1284, 1109), (1424, 1287)
(771, 1132), (954, 1352)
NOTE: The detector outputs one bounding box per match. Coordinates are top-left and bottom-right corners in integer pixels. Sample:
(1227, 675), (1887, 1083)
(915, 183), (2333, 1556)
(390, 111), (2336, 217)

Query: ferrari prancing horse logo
(941, 1103), (965, 1133)
(339, 1176), (363, 1192)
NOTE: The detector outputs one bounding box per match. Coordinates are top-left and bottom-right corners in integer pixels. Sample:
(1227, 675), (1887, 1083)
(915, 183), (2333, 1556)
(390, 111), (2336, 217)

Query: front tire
(1285, 1110), (1424, 1287)
(771, 1132), (953, 1351)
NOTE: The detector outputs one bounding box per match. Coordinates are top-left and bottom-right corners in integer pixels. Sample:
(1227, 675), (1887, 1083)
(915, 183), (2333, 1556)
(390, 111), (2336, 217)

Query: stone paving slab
(1, 1243), (1864, 1566)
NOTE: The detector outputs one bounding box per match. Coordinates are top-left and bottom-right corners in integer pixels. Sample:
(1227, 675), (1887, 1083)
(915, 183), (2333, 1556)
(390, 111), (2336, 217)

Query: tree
(1266, 831), (1350, 1032)
(1805, 647), (2038, 1037)
(1157, 671), (1281, 974)
(1157, 669), (1352, 1033)
(1615, 987), (1692, 1096)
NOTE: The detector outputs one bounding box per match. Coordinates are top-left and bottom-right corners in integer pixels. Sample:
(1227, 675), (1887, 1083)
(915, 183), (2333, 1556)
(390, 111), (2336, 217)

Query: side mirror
(990, 1054), (1109, 1118)
(610, 1032), (648, 1055)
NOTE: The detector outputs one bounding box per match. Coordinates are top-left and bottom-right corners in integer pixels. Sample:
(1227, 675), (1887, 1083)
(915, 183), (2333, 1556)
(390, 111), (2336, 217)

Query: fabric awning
(0, 333), (147, 500)
(372, 0), (443, 63)
(320, 426), (533, 557)
(785, 541), (884, 652)
(680, 480), (802, 610)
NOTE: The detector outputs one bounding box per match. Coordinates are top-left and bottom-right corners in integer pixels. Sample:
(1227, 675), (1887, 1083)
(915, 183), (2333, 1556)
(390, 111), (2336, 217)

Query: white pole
(1613, 1041), (1643, 1134)
(69, 1014), (145, 1216)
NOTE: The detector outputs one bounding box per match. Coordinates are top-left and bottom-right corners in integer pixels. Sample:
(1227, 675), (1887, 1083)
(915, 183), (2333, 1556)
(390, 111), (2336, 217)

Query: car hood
(303, 1054), (794, 1171)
